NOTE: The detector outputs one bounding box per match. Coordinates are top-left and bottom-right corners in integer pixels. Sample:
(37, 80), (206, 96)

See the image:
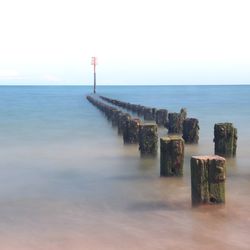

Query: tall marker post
(91, 56), (97, 94)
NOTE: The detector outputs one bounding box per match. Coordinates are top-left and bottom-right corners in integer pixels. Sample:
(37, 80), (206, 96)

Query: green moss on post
(123, 118), (141, 144)
(191, 155), (226, 206)
(139, 123), (158, 157)
(182, 118), (199, 143)
(214, 123), (237, 157)
(160, 136), (184, 176)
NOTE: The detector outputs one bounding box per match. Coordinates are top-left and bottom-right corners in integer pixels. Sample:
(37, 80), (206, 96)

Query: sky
(0, 0), (250, 85)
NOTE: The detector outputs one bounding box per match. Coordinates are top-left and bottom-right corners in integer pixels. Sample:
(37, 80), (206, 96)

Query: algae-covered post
(214, 123), (237, 157)
(111, 110), (122, 126)
(155, 109), (168, 127)
(160, 136), (184, 176)
(123, 118), (141, 144)
(112, 110), (124, 127)
(106, 108), (117, 121)
(167, 113), (183, 134)
(138, 123), (158, 157)
(118, 113), (131, 135)
(182, 118), (199, 143)
(191, 155), (226, 206)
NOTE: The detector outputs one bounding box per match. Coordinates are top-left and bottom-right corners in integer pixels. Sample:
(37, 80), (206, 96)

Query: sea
(0, 85), (250, 249)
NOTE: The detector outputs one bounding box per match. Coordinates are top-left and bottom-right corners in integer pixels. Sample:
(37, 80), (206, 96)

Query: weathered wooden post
(118, 113), (131, 135)
(111, 110), (123, 126)
(180, 108), (187, 121)
(152, 108), (157, 120)
(123, 118), (141, 144)
(167, 113), (182, 134)
(124, 102), (130, 110)
(112, 111), (123, 128)
(106, 108), (117, 121)
(126, 103), (132, 111)
(155, 109), (168, 127)
(182, 118), (199, 143)
(131, 104), (138, 113)
(214, 123), (237, 157)
(133, 105), (140, 114)
(160, 136), (184, 176)
(139, 123), (158, 157)
(191, 155), (226, 206)
(143, 108), (155, 121)
(137, 106), (145, 116)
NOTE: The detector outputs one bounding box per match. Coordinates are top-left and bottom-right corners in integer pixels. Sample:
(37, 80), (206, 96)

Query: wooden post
(139, 123), (158, 157)
(110, 110), (121, 126)
(118, 113), (131, 135)
(106, 108), (117, 121)
(214, 123), (237, 157)
(112, 110), (123, 127)
(191, 155), (226, 206)
(182, 118), (199, 143)
(160, 136), (184, 176)
(180, 108), (187, 121)
(137, 106), (145, 116)
(167, 113), (183, 134)
(143, 108), (155, 121)
(131, 104), (138, 113)
(155, 109), (168, 127)
(123, 118), (141, 144)
(152, 108), (157, 120)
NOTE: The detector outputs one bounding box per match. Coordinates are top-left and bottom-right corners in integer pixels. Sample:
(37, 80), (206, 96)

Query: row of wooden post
(86, 96), (158, 157)
(100, 95), (200, 144)
(159, 122), (237, 205)
(100, 95), (237, 157)
(87, 96), (237, 206)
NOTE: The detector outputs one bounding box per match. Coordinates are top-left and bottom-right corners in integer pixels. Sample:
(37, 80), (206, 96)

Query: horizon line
(0, 83), (250, 86)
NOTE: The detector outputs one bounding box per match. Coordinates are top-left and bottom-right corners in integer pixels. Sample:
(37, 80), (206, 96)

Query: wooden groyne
(87, 95), (158, 156)
(87, 95), (235, 206)
(100, 95), (200, 144)
(100, 95), (185, 126)
(100, 95), (160, 122)
(87, 96), (136, 144)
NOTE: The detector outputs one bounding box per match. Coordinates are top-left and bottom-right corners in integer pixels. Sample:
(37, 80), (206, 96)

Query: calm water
(0, 85), (250, 249)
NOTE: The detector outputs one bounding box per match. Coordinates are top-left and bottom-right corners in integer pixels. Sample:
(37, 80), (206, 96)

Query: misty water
(0, 85), (250, 249)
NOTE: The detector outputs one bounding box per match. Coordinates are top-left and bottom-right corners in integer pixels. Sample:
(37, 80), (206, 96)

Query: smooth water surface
(0, 85), (250, 249)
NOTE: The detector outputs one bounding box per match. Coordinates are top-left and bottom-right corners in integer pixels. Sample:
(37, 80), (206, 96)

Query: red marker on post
(91, 57), (97, 94)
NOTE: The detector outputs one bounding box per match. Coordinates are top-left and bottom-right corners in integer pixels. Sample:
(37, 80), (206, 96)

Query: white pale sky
(0, 0), (249, 85)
